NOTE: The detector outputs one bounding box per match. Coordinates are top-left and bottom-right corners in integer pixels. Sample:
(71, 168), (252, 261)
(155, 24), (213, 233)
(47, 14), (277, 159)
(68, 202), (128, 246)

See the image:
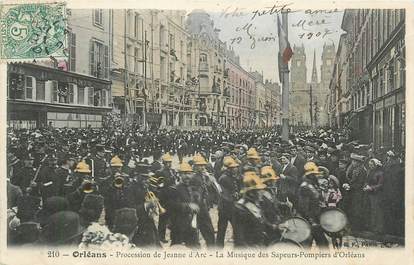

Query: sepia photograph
(1, 1), (411, 264)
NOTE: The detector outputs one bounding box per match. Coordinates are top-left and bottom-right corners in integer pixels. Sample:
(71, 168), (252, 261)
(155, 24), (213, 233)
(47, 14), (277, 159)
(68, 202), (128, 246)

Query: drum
(319, 207), (348, 233)
(269, 238), (303, 250)
(280, 217), (311, 243)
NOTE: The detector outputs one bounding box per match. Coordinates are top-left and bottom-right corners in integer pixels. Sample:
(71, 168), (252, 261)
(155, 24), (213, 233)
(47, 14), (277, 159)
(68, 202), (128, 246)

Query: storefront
(373, 88), (405, 151)
(7, 63), (111, 129)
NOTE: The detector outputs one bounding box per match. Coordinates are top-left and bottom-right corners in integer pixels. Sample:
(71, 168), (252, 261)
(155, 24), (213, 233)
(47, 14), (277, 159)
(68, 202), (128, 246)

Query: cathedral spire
(311, 49), (318, 83)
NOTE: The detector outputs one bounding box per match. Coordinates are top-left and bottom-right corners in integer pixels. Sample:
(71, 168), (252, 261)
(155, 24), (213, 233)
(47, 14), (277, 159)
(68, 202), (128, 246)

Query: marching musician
(191, 154), (216, 247)
(66, 161), (98, 212)
(233, 171), (277, 248)
(101, 156), (136, 228)
(245, 148), (262, 173)
(166, 162), (202, 248)
(156, 152), (177, 243)
(216, 156), (241, 248)
(258, 166), (293, 244)
(297, 162), (329, 249)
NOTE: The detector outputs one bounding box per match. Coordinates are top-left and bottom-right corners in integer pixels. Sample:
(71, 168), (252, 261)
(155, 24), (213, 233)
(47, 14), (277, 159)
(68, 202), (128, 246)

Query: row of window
(8, 76), (109, 107)
(348, 9), (404, 83)
(351, 52), (405, 110)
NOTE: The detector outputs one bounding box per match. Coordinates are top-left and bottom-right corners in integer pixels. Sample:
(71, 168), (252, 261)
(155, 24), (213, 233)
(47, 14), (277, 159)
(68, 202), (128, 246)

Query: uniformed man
(233, 171), (281, 248)
(258, 165), (290, 244)
(37, 155), (59, 200)
(89, 143), (109, 182)
(157, 152), (177, 243)
(216, 156), (241, 248)
(55, 153), (77, 196)
(166, 162), (201, 248)
(66, 161), (98, 212)
(245, 148), (261, 173)
(191, 154), (216, 247)
(297, 162), (329, 249)
(12, 153), (36, 193)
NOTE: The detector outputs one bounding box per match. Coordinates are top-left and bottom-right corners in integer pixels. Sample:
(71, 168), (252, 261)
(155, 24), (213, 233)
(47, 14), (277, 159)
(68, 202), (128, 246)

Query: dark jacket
(165, 183), (202, 247)
(365, 167), (384, 194)
(218, 171), (241, 211)
(233, 197), (267, 247)
(297, 176), (321, 224)
(292, 155), (306, 177)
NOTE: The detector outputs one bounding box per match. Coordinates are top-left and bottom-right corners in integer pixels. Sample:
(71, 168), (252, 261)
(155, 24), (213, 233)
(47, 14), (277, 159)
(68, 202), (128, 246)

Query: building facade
(336, 9), (405, 150)
(224, 48), (256, 129)
(186, 10), (230, 129)
(264, 80), (281, 127)
(319, 43), (336, 126)
(250, 71), (266, 128)
(328, 34), (349, 129)
(7, 8), (112, 129)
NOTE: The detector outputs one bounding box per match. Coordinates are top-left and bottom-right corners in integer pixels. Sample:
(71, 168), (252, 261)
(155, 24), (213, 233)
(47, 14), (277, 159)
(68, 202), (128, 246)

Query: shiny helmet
(223, 156), (239, 168)
(304, 162), (320, 176)
(260, 165), (279, 183)
(178, 162), (193, 173)
(192, 153), (208, 165)
(240, 171), (267, 194)
(74, 160), (91, 173)
(162, 152), (173, 162)
(246, 148), (260, 160)
(110, 155), (123, 167)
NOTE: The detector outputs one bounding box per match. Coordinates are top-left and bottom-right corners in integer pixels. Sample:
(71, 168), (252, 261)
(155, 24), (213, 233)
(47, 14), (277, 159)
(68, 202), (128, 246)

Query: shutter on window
(104, 45), (109, 79)
(71, 33), (76, 71)
(90, 40), (95, 76)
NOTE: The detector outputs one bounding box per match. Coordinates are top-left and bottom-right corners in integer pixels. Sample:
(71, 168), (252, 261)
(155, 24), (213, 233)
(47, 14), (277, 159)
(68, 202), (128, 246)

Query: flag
(277, 15), (293, 65)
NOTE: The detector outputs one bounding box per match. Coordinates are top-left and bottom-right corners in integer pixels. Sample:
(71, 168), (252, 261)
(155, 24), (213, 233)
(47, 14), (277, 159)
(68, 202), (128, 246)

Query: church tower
(289, 44), (309, 126)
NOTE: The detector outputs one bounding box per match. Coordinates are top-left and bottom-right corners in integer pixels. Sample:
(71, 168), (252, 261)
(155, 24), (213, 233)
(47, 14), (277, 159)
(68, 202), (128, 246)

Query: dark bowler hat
(14, 222), (41, 244)
(36, 196), (69, 226)
(40, 211), (85, 245)
(81, 194), (104, 211)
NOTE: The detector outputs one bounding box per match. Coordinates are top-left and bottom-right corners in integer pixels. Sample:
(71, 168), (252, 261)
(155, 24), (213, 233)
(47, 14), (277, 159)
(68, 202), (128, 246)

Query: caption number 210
(47, 251), (60, 258)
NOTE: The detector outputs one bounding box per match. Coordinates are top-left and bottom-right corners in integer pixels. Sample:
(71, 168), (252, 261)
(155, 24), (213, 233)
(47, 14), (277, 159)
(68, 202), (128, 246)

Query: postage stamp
(0, 3), (67, 60)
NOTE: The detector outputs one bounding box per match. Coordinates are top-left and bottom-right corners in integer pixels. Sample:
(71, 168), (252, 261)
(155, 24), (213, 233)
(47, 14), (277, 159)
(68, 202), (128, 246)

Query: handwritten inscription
(219, 3), (341, 49)
(250, 3), (294, 20)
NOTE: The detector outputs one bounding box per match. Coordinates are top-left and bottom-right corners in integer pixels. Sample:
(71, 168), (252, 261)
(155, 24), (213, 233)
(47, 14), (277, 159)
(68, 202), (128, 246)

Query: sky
(207, 7), (346, 83)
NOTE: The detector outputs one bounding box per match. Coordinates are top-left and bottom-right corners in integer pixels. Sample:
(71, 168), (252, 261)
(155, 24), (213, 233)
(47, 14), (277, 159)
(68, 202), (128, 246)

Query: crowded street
(6, 126), (405, 249)
(3, 3), (406, 254)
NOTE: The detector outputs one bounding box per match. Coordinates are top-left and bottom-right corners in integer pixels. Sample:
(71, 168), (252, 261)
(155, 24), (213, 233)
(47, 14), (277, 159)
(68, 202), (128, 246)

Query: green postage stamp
(0, 2), (67, 61)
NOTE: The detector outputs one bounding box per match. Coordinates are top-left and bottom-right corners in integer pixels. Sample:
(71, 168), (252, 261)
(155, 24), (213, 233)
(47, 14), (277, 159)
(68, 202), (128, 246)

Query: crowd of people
(6, 126), (405, 249)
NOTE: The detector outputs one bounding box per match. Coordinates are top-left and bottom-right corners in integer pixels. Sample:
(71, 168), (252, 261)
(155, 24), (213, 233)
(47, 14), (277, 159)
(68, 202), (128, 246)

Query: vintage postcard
(0, 0), (412, 264)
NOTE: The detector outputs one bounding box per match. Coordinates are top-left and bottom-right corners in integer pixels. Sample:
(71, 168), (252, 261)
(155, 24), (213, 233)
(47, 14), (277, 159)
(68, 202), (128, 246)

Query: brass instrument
(113, 175), (125, 188)
(144, 191), (166, 216)
(82, 179), (96, 194)
(144, 174), (166, 217)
